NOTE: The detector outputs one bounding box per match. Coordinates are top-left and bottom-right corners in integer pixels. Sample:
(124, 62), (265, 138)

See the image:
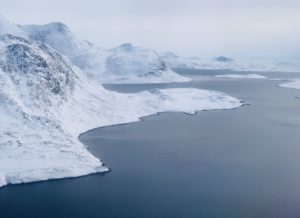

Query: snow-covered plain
(0, 16), (243, 187)
(215, 74), (267, 79)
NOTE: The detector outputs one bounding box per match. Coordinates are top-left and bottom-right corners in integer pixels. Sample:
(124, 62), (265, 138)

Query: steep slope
(0, 33), (242, 187)
(0, 34), (107, 187)
(23, 22), (92, 59)
(0, 15), (26, 37)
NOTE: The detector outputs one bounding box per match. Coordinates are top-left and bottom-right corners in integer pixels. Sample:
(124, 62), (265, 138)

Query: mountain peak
(214, 56), (234, 62)
(23, 21), (71, 37)
(39, 22), (70, 34)
(115, 43), (135, 51)
(160, 52), (179, 59)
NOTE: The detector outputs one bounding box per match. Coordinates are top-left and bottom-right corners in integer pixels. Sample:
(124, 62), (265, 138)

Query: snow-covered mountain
(1, 16), (190, 84)
(0, 34), (108, 186)
(23, 22), (94, 61)
(2, 15), (300, 76)
(0, 25), (243, 187)
(102, 44), (189, 83)
(22, 22), (105, 76)
(22, 23), (190, 83)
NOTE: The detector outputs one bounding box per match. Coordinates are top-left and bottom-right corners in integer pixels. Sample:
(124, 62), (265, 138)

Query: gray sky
(1, 0), (300, 60)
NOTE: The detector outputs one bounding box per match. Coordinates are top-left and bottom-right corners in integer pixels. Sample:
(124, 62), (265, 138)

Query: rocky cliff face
(0, 35), (75, 100)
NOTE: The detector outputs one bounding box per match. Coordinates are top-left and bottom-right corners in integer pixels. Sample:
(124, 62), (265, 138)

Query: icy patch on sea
(279, 79), (300, 90)
(215, 74), (267, 79)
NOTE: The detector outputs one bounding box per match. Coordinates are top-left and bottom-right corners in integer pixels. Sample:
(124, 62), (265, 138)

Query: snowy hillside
(22, 22), (108, 79)
(0, 30), (243, 187)
(0, 34), (107, 186)
(102, 44), (190, 84)
(22, 24), (189, 83)
(23, 22), (93, 59)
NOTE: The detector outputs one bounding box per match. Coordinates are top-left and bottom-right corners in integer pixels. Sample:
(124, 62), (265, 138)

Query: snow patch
(279, 79), (300, 90)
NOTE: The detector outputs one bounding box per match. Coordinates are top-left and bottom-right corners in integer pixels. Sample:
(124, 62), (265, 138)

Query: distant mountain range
(160, 51), (300, 73)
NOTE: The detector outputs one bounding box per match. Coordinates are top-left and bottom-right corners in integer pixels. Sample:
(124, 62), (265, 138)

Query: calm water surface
(1, 70), (300, 218)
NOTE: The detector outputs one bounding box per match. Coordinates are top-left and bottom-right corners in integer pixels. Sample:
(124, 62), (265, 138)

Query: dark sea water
(1, 70), (300, 218)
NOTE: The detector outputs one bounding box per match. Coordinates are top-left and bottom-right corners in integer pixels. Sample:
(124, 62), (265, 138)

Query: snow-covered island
(0, 16), (243, 187)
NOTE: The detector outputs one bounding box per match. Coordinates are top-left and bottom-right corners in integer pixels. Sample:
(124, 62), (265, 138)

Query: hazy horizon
(1, 0), (300, 61)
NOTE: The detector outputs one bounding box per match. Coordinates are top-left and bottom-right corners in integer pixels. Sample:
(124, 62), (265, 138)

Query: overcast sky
(1, 0), (300, 60)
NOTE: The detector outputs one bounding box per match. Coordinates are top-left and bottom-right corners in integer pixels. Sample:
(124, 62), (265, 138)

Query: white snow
(22, 25), (190, 84)
(0, 15), (27, 38)
(279, 79), (300, 90)
(215, 74), (267, 79)
(100, 44), (190, 84)
(0, 31), (243, 188)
